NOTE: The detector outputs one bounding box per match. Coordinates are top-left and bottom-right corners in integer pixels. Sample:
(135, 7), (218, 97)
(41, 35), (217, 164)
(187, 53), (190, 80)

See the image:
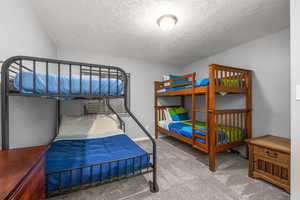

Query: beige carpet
(49, 137), (290, 200)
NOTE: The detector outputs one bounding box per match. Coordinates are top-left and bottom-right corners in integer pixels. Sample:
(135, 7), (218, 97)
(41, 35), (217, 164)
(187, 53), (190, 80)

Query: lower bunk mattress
(162, 121), (246, 144)
(46, 134), (151, 192)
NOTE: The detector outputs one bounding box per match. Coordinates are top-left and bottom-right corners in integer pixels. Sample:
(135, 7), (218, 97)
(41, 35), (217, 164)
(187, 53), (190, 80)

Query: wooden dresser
(0, 145), (48, 200)
(246, 135), (290, 192)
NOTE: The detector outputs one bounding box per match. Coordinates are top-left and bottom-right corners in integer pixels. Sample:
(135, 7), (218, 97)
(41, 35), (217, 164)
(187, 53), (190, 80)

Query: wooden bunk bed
(154, 64), (252, 171)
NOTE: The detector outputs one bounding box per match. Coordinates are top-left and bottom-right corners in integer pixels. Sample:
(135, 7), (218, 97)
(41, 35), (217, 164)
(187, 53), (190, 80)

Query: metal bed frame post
(56, 100), (61, 137)
(1, 61), (9, 150)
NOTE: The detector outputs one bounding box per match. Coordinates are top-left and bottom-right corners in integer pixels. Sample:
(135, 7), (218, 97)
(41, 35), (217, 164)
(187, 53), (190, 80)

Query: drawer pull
(266, 151), (278, 158)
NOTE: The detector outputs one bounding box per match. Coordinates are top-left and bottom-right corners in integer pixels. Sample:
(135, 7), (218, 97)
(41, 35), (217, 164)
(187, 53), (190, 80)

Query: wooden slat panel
(214, 109), (250, 114)
(210, 64), (252, 73)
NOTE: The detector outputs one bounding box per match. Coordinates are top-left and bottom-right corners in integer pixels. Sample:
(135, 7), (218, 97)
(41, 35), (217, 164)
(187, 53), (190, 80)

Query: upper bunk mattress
(13, 72), (123, 96)
(46, 134), (150, 192)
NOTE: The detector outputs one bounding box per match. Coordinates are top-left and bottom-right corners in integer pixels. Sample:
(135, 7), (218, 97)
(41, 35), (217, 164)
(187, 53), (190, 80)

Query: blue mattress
(165, 78), (209, 91)
(168, 121), (228, 144)
(46, 134), (150, 191)
(14, 72), (123, 96)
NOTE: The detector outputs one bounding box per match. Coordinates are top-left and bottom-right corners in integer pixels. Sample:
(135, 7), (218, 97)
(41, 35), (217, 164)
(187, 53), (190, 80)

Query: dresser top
(0, 145), (48, 200)
(246, 135), (290, 154)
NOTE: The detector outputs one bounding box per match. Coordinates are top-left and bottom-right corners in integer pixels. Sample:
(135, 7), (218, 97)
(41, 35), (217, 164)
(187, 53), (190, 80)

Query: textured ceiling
(31, 0), (289, 66)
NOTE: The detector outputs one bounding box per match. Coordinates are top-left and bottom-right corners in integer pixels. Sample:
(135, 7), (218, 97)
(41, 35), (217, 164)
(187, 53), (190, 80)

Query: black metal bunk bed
(1, 56), (159, 196)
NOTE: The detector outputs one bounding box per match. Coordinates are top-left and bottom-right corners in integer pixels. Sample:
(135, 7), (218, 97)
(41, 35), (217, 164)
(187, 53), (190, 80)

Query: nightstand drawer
(254, 146), (289, 164)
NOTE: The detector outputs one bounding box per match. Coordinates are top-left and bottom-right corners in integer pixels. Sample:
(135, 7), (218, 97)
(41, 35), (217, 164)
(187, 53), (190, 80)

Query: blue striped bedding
(164, 78), (209, 92)
(14, 72), (123, 95)
(46, 134), (150, 192)
(168, 121), (230, 144)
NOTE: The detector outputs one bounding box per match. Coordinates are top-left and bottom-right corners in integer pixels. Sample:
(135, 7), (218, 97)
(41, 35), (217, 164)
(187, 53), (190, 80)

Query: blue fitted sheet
(168, 121), (228, 144)
(46, 134), (150, 192)
(14, 72), (123, 96)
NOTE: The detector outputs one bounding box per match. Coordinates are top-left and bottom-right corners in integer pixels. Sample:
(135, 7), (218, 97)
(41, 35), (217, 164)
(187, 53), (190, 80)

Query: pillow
(163, 109), (172, 122)
(167, 107), (189, 121)
(55, 114), (122, 140)
(163, 75), (170, 86)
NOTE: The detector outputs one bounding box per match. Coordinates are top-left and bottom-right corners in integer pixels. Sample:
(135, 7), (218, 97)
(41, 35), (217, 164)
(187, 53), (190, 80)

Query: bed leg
(209, 150), (216, 172)
(149, 180), (159, 193)
(155, 127), (159, 139)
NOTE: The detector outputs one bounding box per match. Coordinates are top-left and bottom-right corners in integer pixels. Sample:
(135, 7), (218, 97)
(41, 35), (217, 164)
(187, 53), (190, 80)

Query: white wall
(290, 1), (300, 199)
(180, 29), (290, 139)
(0, 0), (57, 149)
(57, 48), (179, 139)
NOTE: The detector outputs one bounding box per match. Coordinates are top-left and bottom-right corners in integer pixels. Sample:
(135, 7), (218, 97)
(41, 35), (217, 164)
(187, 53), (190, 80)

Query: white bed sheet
(158, 120), (171, 130)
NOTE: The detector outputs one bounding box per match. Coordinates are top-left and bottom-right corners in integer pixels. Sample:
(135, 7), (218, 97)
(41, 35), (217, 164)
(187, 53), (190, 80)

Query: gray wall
(57, 48), (180, 139)
(0, 0), (57, 149)
(180, 29), (290, 139)
(57, 29), (290, 141)
(290, 1), (300, 199)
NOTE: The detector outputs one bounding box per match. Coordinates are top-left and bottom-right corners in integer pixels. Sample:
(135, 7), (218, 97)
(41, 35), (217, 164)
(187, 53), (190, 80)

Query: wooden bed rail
(155, 73), (196, 91)
(209, 64), (252, 93)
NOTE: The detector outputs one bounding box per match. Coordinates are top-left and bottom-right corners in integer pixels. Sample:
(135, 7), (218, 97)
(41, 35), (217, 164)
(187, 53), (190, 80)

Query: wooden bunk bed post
(245, 71), (252, 159)
(208, 64), (217, 172)
(245, 72), (252, 140)
(191, 72), (196, 145)
(205, 89), (209, 151)
(154, 81), (159, 139)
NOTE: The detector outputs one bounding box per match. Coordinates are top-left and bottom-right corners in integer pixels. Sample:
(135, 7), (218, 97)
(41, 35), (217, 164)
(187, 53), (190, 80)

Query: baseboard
(132, 135), (168, 142)
(132, 137), (149, 142)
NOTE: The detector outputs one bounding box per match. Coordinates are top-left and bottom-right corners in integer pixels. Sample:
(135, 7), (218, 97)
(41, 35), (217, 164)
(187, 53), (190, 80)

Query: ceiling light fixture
(157, 14), (178, 31)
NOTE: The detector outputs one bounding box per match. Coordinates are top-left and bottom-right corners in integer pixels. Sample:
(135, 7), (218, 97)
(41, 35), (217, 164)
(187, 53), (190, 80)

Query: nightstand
(246, 135), (290, 192)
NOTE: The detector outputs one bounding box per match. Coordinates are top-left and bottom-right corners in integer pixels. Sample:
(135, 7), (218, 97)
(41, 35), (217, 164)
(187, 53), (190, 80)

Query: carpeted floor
(49, 136), (290, 200)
